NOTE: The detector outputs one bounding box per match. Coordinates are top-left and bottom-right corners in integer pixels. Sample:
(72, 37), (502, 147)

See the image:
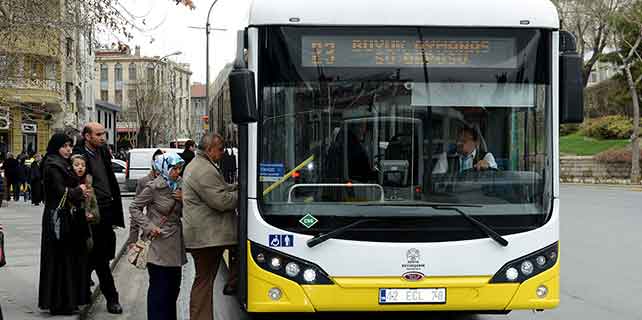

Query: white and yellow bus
(226, 0), (583, 316)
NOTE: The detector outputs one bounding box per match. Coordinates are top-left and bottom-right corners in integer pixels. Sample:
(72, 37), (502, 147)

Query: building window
(0, 55), (7, 76)
(65, 82), (73, 103)
(45, 63), (56, 80)
(98, 110), (102, 123)
(115, 63), (123, 89)
(146, 66), (154, 84)
(128, 89), (136, 105)
(115, 90), (123, 106)
(66, 37), (73, 58)
(100, 64), (108, 89)
(129, 63), (136, 81)
(100, 90), (108, 101)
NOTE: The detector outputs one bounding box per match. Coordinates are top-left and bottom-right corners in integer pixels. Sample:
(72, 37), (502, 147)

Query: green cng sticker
(299, 213), (318, 229)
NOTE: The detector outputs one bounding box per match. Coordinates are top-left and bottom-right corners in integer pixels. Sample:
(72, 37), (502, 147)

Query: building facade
(95, 100), (120, 149)
(586, 60), (618, 87)
(0, 1), (94, 158)
(190, 82), (207, 143)
(95, 46), (191, 148)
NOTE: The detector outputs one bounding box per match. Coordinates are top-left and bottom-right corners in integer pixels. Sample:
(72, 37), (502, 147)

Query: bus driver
(433, 127), (497, 174)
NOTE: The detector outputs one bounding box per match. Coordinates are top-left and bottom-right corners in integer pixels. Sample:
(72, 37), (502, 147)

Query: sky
(102, 0), (252, 84)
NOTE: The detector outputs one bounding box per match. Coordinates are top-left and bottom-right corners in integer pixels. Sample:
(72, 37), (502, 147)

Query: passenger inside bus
(324, 122), (377, 183)
(433, 126), (498, 174)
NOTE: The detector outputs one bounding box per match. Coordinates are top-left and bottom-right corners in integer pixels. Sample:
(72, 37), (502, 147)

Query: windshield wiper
(307, 219), (382, 248)
(432, 206), (509, 247)
(359, 202), (509, 247)
(306, 204), (508, 248)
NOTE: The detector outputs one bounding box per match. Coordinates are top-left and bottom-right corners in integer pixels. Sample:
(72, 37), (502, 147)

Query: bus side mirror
(559, 31), (584, 124)
(229, 69), (258, 124)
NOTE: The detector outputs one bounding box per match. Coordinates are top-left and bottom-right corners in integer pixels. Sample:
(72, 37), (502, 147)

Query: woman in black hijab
(38, 134), (92, 315)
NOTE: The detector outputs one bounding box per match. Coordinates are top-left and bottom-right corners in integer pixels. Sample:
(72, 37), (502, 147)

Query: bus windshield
(258, 27), (552, 241)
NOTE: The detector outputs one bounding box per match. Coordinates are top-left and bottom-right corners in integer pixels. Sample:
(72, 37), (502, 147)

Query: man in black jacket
(73, 123), (124, 314)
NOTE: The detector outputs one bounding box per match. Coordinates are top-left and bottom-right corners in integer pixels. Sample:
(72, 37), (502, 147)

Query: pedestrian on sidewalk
(126, 149), (164, 249)
(73, 122), (125, 314)
(182, 133), (239, 320)
(18, 158), (29, 202)
(3, 153), (19, 201)
(38, 133), (92, 315)
(30, 154), (43, 206)
(179, 139), (196, 175)
(129, 152), (187, 320)
(1, 223), (5, 320)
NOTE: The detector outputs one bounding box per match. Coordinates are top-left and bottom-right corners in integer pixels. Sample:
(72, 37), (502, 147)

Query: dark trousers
(11, 181), (19, 201)
(147, 263), (182, 320)
(89, 223), (118, 302)
(189, 246), (235, 320)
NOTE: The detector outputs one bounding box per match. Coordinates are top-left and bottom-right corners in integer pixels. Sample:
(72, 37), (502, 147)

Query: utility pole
(205, 0), (220, 133)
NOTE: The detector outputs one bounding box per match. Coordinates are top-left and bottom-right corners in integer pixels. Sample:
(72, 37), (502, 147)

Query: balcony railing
(0, 77), (63, 94)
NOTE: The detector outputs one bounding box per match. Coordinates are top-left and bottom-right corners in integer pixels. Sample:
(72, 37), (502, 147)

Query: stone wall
(560, 156), (639, 184)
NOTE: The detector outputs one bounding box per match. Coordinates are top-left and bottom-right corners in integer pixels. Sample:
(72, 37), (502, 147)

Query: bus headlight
(506, 267), (519, 281)
(268, 287), (282, 301)
(251, 242), (333, 285)
(535, 255), (546, 267)
(285, 262), (300, 277)
(536, 285), (548, 298)
(270, 257), (282, 270)
(520, 260), (534, 275)
(490, 242), (558, 283)
(303, 269), (317, 283)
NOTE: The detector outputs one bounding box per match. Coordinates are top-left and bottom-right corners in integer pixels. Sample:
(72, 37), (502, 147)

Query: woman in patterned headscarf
(129, 152), (186, 320)
(127, 149), (165, 250)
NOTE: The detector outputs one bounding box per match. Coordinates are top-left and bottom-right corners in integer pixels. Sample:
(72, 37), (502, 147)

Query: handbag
(127, 200), (177, 270)
(0, 229), (6, 268)
(127, 238), (151, 269)
(50, 188), (72, 241)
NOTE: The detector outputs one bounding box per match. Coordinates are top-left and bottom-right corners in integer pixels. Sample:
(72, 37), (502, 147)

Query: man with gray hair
(182, 132), (238, 320)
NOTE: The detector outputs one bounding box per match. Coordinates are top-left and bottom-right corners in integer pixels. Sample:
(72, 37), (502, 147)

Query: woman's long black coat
(38, 154), (91, 312)
(30, 160), (43, 205)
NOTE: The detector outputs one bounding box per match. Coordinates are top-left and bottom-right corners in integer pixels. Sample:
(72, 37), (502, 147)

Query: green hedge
(579, 115), (639, 139)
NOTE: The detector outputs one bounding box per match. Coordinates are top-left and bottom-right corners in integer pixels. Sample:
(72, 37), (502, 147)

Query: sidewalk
(85, 245), (246, 320)
(0, 199), (132, 320)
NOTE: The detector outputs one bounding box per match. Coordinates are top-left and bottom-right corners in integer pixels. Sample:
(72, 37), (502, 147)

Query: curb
(78, 238), (129, 320)
(562, 182), (642, 191)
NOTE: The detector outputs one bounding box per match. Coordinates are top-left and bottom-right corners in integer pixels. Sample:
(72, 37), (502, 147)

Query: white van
(125, 148), (183, 192)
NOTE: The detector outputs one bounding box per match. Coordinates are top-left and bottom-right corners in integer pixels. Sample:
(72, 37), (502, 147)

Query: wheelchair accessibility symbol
(269, 234), (294, 247)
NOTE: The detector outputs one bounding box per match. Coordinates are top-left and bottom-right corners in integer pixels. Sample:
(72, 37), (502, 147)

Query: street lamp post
(205, 0), (220, 134)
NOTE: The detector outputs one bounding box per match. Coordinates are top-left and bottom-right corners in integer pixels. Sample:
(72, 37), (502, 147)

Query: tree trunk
(624, 65), (641, 184)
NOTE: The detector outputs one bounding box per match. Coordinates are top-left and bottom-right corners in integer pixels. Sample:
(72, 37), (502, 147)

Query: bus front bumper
(247, 247), (560, 313)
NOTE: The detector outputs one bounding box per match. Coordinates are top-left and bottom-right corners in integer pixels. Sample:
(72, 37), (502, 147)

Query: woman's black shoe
(107, 302), (123, 314)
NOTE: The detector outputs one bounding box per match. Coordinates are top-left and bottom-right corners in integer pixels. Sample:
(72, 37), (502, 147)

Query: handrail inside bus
(287, 183), (385, 203)
(262, 155), (315, 197)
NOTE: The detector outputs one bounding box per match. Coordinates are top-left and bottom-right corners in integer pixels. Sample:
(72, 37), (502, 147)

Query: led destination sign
(302, 36), (517, 69)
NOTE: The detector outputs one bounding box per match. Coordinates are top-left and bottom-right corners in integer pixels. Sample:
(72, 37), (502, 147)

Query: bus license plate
(379, 288), (446, 304)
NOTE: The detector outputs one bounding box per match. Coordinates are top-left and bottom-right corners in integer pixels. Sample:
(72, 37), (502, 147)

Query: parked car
(111, 159), (126, 186)
(125, 148), (182, 192)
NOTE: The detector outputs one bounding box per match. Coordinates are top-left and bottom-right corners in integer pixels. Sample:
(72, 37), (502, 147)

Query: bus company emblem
(406, 248), (421, 263)
(402, 271), (425, 282)
(402, 248), (426, 271)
